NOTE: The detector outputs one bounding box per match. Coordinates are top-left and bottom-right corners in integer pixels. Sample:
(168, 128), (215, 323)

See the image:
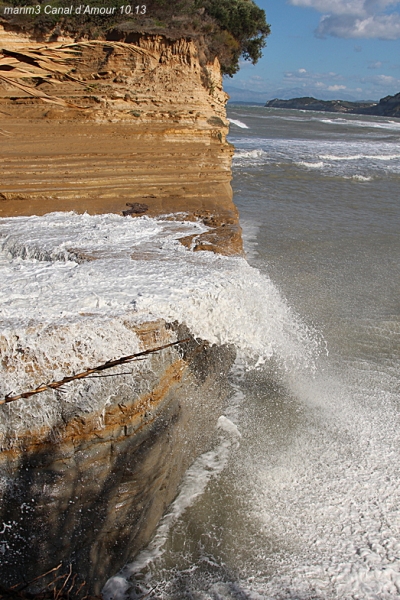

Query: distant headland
(266, 93), (400, 118)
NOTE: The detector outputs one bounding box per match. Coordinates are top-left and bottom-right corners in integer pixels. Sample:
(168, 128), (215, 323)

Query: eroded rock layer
(0, 320), (235, 594)
(0, 26), (242, 255)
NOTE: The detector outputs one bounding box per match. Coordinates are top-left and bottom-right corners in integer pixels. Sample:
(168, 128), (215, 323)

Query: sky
(227, 0), (400, 102)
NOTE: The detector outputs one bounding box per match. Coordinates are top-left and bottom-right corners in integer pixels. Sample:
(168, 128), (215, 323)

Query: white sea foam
(232, 149), (269, 167)
(103, 398), (243, 600)
(217, 415), (241, 438)
(0, 213), (318, 368)
(350, 174), (373, 182)
(239, 219), (260, 261)
(228, 118), (249, 129)
(320, 153), (400, 161)
(233, 149), (267, 160)
(295, 161), (325, 169)
(245, 366), (400, 600)
(230, 135), (400, 177)
(320, 117), (400, 131)
(0, 213), (320, 440)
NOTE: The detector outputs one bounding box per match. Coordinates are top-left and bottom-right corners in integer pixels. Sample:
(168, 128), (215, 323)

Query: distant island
(266, 93), (400, 118)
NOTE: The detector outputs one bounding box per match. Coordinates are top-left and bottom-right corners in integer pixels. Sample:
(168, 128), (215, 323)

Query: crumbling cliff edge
(0, 25), (240, 594)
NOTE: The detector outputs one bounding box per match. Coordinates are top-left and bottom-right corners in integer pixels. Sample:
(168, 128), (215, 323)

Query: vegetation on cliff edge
(0, 0), (270, 75)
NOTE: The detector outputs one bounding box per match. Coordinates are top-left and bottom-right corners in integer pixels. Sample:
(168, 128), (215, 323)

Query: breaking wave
(0, 212), (322, 444)
(320, 153), (400, 161)
(228, 118), (249, 129)
(295, 160), (325, 169)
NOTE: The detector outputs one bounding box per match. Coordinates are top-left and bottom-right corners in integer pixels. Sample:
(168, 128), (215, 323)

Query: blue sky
(227, 0), (400, 101)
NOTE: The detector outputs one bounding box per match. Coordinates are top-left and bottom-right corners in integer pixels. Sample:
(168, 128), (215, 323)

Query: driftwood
(0, 338), (190, 406)
(0, 562), (100, 599)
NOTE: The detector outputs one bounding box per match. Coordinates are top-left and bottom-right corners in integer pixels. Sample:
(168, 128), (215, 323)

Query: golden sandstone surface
(0, 24), (242, 255)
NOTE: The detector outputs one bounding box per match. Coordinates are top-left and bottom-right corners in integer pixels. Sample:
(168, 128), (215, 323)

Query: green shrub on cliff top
(198, 0), (270, 74)
(0, 0), (270, 75)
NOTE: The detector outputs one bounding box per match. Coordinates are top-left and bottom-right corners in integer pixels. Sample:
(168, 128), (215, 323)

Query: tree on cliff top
(198, 0), (270, 75)
(0, 0), (270, 75)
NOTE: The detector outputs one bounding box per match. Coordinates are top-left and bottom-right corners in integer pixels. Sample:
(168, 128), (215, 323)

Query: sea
(1, 106), (400, 600)
(103, 106), (400, 599)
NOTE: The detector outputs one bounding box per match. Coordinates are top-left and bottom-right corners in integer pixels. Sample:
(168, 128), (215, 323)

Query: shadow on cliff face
(0, 403), (182, 595)
(0, 332), (235, 596)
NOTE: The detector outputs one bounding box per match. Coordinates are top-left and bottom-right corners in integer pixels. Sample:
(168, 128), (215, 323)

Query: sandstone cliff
(0, 25), (242, 255)
(0, 25), (241, 595)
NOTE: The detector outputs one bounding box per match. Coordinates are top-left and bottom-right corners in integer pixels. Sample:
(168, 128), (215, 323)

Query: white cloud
(376, 73), (397, 82)
(327, 84), (347, 90)
(290, 0), (400, 38)
(284, 69), (344, 82)
(368, 60), (383, 68)
(290, 0), (368, 16)
(317, 12), (400, 38)
(359, 73), (400, 92)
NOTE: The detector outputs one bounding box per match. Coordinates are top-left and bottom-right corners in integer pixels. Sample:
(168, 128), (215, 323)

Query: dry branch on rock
(0, 338), (190, 405)
(0, 563), (101, 599)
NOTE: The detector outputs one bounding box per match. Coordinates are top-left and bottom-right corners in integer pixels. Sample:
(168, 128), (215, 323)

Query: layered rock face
(0, 26), (240, 594)
(0, 320), (235, 594)
(0, 26), (241, 255)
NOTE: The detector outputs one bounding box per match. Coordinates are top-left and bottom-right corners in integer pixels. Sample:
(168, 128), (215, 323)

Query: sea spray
(209, 105), (400, 600)
(0, 211), (321, 461)
(0, 213), (321, 385)
(102, 410), (243, 600)
(0, 212), (323, 597)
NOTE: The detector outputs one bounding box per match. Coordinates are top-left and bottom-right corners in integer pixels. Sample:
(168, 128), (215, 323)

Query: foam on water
(230, 135), (400, 181)
(239, 364), (400, 600)
(103, 403), (243, 600)
(320, 117), (400, 131)
(0, 213), (319, 367)
(320, 153), (400, 161)
(228, 118), (249, 129)
(295, 160), (325, 169)
(233, 149), (267, 160)
(349, 174), (373, 182)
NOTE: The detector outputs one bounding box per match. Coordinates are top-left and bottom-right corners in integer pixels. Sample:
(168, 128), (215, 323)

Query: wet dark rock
(122, 203), (149, 216)
(0, 322), (235, 596)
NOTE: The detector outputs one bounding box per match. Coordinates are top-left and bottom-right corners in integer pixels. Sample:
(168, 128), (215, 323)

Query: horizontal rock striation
(0, 26), (242, 255)
(0, 320), (235, 594)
